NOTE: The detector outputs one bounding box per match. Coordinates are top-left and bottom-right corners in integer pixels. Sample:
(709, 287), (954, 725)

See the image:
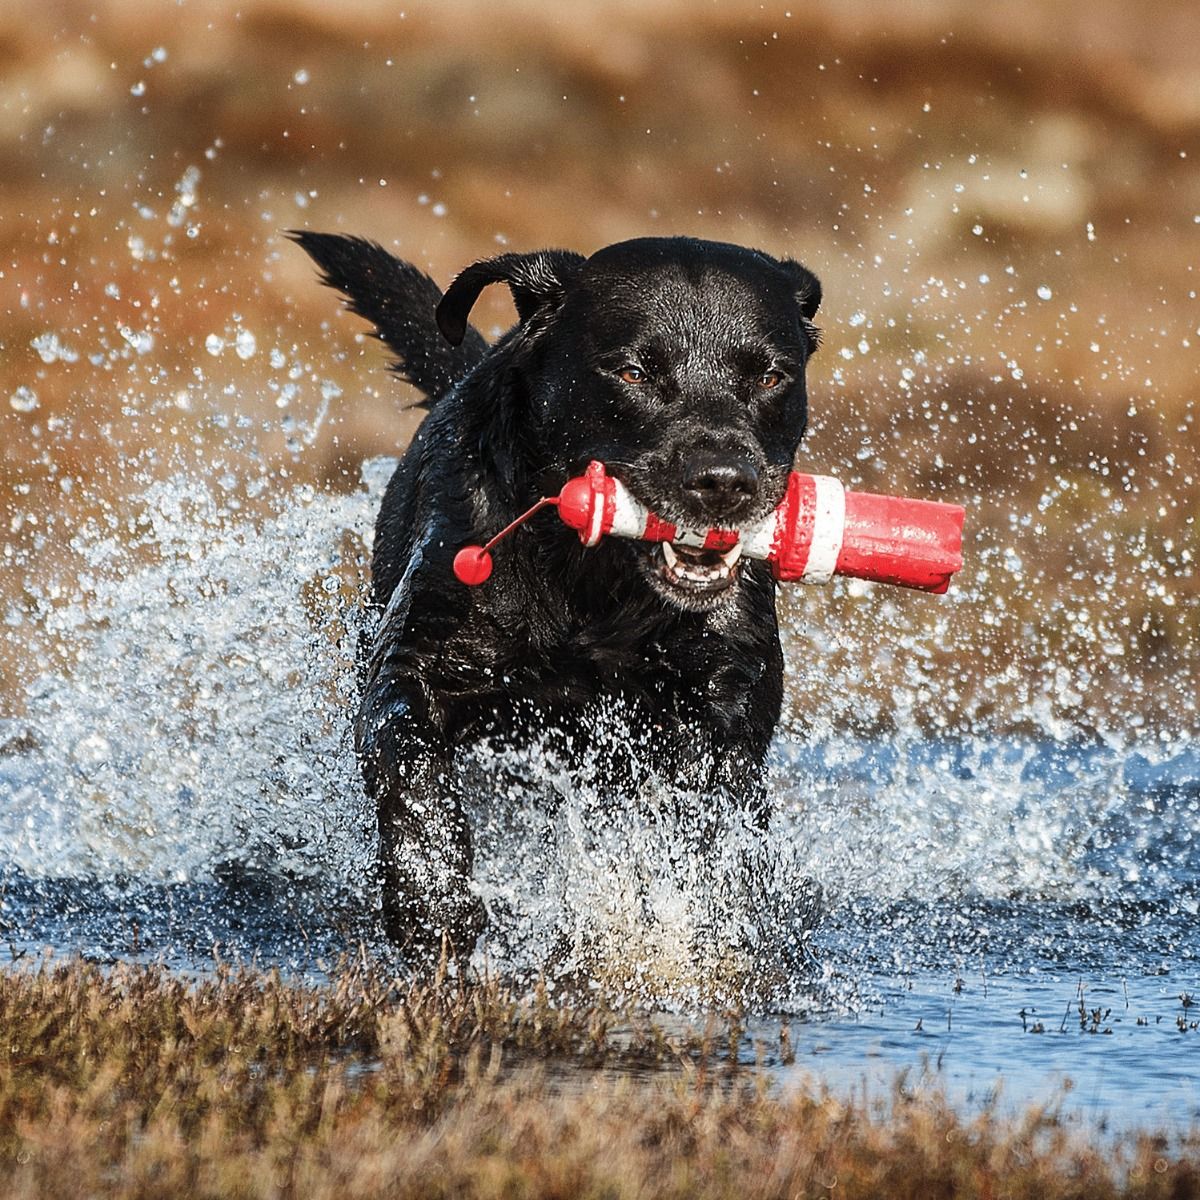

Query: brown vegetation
(2, 1), (1197, 732)
(0, 958), (1197, 1199)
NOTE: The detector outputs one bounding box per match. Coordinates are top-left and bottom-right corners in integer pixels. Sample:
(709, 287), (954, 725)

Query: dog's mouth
(659, 539), (743, 592)
(634, 538), (744, 609)
(611, 466), (779, 609)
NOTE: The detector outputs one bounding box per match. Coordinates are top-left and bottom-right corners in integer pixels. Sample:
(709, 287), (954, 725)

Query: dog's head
(438, 236), (821, 611)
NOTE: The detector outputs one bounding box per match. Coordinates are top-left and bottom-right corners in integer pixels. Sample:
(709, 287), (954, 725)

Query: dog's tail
(289, 231), (487, 406)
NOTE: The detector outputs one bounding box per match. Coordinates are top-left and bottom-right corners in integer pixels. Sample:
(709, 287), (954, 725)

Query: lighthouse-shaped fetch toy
(453, 461), (964, 595)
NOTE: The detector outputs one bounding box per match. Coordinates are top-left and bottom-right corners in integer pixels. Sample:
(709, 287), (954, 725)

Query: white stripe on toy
(801, 474), (846, 583)
(610, 485), (646, 540)
(584, 485), (606, 546)
(740, 511), (776, 560)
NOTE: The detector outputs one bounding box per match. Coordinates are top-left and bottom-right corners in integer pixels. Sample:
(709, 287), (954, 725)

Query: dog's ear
(780, 259), (822, 320)
(779, 258), (822, 353)
(436, 250), (586, 346)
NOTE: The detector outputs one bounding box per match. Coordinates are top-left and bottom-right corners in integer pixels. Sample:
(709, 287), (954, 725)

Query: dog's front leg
(354, 530), (487, 964)
(703, 640), (784, 828)
(357, 668), (485, 965)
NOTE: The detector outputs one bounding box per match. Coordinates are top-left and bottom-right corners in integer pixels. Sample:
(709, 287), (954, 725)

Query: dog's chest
(446, 609), (765, 733)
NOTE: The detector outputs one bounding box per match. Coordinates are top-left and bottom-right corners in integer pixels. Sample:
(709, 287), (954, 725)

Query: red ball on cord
(556, 475), (596, 533)
(453, 546), (493, 585)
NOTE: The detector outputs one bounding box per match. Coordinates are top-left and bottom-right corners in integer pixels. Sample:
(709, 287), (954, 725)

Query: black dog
(293, 233), (822, 961)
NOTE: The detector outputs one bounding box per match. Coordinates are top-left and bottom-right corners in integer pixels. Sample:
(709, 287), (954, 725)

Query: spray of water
(1, 462), (1195, 1005)
(0, 459), (819, 1001)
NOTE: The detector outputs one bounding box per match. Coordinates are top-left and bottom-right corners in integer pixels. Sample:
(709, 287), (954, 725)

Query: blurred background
(2, 0), (1198, 740)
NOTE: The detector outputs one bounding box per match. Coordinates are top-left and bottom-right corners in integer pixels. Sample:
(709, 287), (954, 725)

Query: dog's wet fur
(293, 233), (822, 960)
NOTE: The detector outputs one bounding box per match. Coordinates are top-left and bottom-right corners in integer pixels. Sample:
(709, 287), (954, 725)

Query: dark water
(2, 471), (1198, 1133)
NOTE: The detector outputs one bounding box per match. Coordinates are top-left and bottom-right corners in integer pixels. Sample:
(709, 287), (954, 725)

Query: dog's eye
(618, 365), (647, 385)
(757, 371), (784, 390)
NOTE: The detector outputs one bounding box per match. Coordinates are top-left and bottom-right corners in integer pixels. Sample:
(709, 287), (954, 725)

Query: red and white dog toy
(453, 460), (964, 594)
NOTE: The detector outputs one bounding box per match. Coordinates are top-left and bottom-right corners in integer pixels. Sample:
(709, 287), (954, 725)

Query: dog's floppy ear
(779, 258), (822, 353)
(436, 250), (586, 346)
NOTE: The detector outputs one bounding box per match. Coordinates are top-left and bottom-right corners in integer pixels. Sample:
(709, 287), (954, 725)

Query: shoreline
(1, 957), (1196, 1198)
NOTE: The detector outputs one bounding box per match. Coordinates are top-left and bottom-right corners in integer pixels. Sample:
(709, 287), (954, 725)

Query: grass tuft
(0, 959), (1197, 1198)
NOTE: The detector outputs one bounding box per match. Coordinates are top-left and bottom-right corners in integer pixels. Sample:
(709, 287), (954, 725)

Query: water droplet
(1037, 285), (1053, 301)
(31, 332), (79, 364)
(9, 386), (39, 413)
(234, 329), (257, 360)
(72, 732), (112, 768)
(119, 326), (155, 355)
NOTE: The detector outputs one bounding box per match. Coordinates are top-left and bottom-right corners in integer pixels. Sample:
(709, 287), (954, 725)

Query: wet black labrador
(293, 233), (822, 960)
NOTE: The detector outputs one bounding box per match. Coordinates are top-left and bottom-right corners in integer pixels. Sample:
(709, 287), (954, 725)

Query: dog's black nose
(682, 455), (759, 518)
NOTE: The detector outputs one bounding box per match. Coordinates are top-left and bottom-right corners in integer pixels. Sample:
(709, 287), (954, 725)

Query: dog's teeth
(660, 537), (740, 590)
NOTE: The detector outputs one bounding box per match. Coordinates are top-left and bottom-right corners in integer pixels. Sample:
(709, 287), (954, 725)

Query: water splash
(1, 458), (1196, 1010)
(0, 459), (824, 1000)
(1, 470), (378, 893)
(463, 737), (821, 1006)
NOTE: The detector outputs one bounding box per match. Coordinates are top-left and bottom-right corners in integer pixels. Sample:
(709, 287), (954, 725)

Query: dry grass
(0, 958), (1197, 1198)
